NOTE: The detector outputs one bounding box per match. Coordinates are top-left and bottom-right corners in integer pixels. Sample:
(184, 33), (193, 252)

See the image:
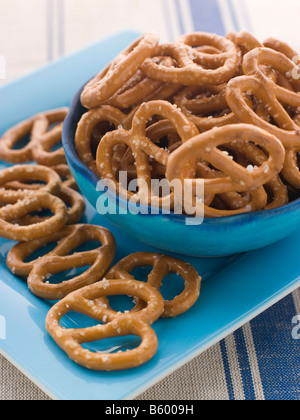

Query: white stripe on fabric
(165, 0), (182, 40)
(46, 0), (54, 61)
(224, 334), (245, 400)
(242, 323), (265, 400)
(230, 0), (248, 31)
(177, 0), (194, 34)
(217, 0), (236, 33)
(292, 288), (300, 316)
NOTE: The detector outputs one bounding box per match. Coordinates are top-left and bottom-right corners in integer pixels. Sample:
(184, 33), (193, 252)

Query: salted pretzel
(99, 252), (201, 319)
(31, 108), (68, 166)
(75, 105), (136, 174)
(196, 162), (268, 217)
(243, 48), (300, 105)
(227, 141), (289, 210)
(0, 164), (62, 199)
(166, 124), (285, 195)
(141, 33), (239, 86)
(12, 186), (86, 226)
(81, 32), (159, 108)
(0, 191), (68, 242)
(227, 31), (262, 56)
(96, 100), (199, 207)
(51, 164), (78, 190)
(7, 224), (113, 277)
(0, 109), (68, 164)
(26, 224), (116, 300)
(281, 146), (300, 188)
(45, 279), (165, 370)
(102, 56), (178, 109)
(226, 74), (300, 148)
(173, 85), (239, 131)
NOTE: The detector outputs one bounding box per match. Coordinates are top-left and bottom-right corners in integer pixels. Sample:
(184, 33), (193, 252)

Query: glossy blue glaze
(63, 75), (300, 257)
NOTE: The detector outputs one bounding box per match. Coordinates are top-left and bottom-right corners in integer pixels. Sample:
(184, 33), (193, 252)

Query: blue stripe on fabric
(220, 339), (235, 400)
(250, 294), (300, 401)
(233, 328), (256, 400)
(188, 0), (225, 35)
(227, 0), (240, 31)
(174, 0), (185, 35)
(46, 0), (54, 61)
(162, 0), (175, 41)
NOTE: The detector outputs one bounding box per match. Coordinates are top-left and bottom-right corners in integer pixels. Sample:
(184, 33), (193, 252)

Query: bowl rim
(62, 81), (300, 226)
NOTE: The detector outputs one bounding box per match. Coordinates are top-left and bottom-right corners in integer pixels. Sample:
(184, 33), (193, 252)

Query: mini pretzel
(13, 186), (86, 226)
(51, 164), (78, 190)
(0, 191), (68, 242)
(281, 146), (300, 188)
(166, 124), (285, 195)
(0, 164), (62, 199)
(96, 100), (199, 206)
(226, 75), (300, 148)
(0, 109), (68, 164)
(173, 85), (239, 131)
(243, 48), (300, 106)
(75, 106), (134, 174)
(101, 57), (177, 109)
(101, 252), (201, 318)
(196, 162), (268, 217)
(46, 279), (164, 370)
(227, 31), (262, 56)
(31, 108), (69, 166)
(81, 32), (159, 108)
(7, 223), (114, 277)
(141, 34), (239, 86)
(27, 224), (116, 300)
(227, 141), (289, 210)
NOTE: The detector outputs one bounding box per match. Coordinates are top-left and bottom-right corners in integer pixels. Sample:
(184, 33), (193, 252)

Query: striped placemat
(0, 0), (300, 401)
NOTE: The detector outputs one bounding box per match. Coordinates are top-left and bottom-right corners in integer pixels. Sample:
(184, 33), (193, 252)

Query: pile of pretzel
(76, 31), (300, 217)
(0, 108), (201, 370)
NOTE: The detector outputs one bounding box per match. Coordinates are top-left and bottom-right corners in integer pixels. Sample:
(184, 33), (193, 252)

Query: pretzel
(7, 223), (115, 277)
(0, 109), (68, 164)
(196, 162), (268, 217)
(99, 252), (201, 318)
(227, 141), (289, 210)
(263, 37), (298, 61)
(226, 74), (300, 148)
(0, 191), (68, 242)
(281, 146), (300, 188)
(51, 164), (78, 190)
(166, 124), (285, 195)
(31, 108), (68, 166)
(96, 100), (199, 206)
(141, 34), (239, 86)
(13, 186), (86, 226)
(45, 279), (165, 370)
(243, 48), (300, 105)
(0, 164), (62, 199)
(26, 224), (116, 300)
(81, 32), (159, 108)
(75, 106), (135, 174)
(173, 85), (239, 131)
(227, 31), (262, 56)
(101, 57), (178, 109)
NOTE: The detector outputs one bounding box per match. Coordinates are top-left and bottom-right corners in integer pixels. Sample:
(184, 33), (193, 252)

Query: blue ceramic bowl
(62, 83), (300, 257)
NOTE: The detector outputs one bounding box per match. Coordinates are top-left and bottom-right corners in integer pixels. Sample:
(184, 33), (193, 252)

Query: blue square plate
(1, 31), (300, 401)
